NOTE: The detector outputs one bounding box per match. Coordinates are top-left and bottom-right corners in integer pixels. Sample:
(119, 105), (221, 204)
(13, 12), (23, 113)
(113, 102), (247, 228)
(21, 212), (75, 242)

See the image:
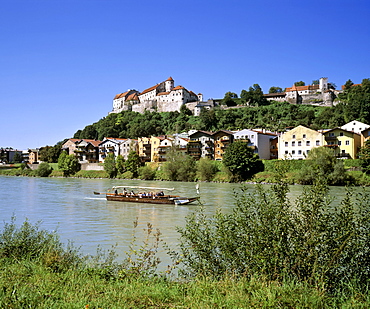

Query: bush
(138, 165), (156, 180)
(176, 176), (370, 292)
(0, 216), (82, 272)
(196, 158), (219, 181)
(35, 162), (53, 177)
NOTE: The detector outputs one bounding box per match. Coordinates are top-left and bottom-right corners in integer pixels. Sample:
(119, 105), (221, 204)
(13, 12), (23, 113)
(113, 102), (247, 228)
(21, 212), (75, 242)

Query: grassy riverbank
(2, 177), (370, 307)
(3, 260), (366, 308)
(1, 226), (369, 308)
(2, 159), (370, 186)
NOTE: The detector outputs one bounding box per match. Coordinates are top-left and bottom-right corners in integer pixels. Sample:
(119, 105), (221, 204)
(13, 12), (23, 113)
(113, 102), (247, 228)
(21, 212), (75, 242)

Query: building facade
(112, 77), (202, 114)
(278, 126), (324, 160)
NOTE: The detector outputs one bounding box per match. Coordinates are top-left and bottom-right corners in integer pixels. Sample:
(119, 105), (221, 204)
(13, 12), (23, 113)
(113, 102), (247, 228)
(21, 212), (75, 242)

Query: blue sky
(1, 0), (369, 150)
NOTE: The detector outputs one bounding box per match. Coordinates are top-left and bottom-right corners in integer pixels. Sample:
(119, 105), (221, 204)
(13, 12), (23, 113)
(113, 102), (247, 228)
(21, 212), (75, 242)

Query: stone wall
(80, 163), (104, 171)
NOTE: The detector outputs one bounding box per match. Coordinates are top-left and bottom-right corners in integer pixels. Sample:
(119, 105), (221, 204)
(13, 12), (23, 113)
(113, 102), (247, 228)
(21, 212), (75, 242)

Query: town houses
(54, 120), (369, 165)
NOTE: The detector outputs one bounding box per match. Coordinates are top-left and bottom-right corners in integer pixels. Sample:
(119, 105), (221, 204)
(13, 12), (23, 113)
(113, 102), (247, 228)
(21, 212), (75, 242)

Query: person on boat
(114, 189), (118, 195)
(123, 188), (127, 196)
(130, 190), (135, 196)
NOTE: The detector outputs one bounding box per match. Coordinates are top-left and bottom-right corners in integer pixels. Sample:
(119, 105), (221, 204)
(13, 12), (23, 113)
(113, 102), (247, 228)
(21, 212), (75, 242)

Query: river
(0, 175), (365, 269)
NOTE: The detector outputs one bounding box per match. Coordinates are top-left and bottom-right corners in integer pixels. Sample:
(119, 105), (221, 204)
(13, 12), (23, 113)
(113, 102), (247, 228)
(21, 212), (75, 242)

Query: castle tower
(319, 77), (328, 92)
(165, 77), (174, 92)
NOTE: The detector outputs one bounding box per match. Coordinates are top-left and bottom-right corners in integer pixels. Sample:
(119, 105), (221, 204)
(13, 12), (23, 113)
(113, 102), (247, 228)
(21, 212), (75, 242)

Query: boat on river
(94, 186), (199, 205)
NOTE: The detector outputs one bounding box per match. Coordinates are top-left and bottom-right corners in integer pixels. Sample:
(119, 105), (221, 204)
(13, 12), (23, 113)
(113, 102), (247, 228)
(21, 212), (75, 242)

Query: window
(307, 150), (310, 154)
(316, 140), (320, 146)
(298, 150), (302, 155)
(292, 150), (295, 154)
(342, 150), (346, 154)
(285, 142), (288, 147)
(339, 132), (344, 136)
(292, 141), (295, 146)
(306, 141), (310, 146)
(285, 150), (288, 154)
(346, 140), (350, 145)
(329, 133), (335, 137)
(298, 141), (302, 146)
(303, 134), (306, 138)
(338, 141), (342, 146)
(292, 134), (296, 139)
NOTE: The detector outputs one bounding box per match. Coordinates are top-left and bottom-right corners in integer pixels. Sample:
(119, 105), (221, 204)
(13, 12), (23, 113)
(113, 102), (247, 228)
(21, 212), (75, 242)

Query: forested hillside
(73, 79), (370, 140)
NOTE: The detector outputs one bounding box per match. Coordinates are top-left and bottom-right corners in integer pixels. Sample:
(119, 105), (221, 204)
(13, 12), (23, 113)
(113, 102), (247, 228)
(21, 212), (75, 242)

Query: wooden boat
(94, 186), (199, 205)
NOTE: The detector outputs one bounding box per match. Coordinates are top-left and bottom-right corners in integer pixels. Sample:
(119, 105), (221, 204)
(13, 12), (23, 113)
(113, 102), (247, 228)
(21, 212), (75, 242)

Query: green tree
(221, 92), (238, 107)
(115, 155), (126, 175)
(222, 141), (264, 181)
(294, 81), (305, 86)
(104, 153), (117, 178)
(240, 84), (267, 106)
(125, 151), (141, 178)
(12, 152), (22, 163)
(39, 145), (62, 163)
(163, 148), (195, 181)
(359, 139), (370, 174)
(297, 147), (348, 185)
(268, 86), (283, 94)
(35, 162), (53, 177)
(196, 157), (218, 181)
(58, 152), (81, 177)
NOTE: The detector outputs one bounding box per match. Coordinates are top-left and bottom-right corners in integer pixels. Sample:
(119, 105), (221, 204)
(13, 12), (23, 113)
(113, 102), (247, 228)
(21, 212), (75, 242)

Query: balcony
(189, 140), (201, 144)
(325, 136), (337, 141)
(336, 153), (351, 159)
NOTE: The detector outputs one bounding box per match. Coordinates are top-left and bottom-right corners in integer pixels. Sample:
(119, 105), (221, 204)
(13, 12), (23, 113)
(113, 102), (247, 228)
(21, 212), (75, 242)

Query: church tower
(165, 77), (174, 92)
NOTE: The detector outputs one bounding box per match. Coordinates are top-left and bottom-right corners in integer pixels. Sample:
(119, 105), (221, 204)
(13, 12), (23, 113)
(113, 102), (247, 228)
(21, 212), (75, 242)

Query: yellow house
(213, 130), (234, 161)
(138, 137), (151, 162)
(323, 128), (361, 159)
(278, 125), (324, 159)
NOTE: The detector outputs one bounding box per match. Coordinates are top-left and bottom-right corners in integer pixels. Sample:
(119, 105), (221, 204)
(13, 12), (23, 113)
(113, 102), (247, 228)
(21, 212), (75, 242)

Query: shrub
(35, 162), (53, 177)
(138, 165), (156, 180)
(0, 216), (82, 272)
(196, 158), (219, 181)
(175, 175), (370, 292)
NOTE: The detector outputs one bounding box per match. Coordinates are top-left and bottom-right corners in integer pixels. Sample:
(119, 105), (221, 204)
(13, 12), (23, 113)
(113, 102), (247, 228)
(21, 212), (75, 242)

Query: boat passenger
(130, 191), (135, 196)
(114, 189), (118, 195)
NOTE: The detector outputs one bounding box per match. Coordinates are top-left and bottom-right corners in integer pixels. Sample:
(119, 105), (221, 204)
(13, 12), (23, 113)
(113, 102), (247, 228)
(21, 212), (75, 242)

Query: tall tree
(125, 151), (141, 177)
(58, 152), (81, 176)
(268, 86), (283, 94)
(104, 153), (117, 178)
(223, 140), (263, 181)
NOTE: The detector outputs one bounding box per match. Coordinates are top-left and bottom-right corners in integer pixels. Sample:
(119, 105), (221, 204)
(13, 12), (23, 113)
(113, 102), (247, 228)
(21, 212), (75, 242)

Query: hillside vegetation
(73, 79), (370, 140)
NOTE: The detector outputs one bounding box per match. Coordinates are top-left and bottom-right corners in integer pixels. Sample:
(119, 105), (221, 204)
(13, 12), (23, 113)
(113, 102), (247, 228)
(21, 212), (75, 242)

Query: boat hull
(105, 194), (199, 205)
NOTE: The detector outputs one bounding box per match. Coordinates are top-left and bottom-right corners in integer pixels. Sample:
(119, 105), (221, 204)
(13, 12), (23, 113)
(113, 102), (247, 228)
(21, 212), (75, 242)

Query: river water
(0, 175), (365, 269)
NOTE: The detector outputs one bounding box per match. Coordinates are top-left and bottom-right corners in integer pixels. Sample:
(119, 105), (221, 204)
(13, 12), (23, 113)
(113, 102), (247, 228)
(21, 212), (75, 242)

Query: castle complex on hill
(111, 77), (202, 114)
(111, 77), (342, 115)
(264, 77), (340, 106)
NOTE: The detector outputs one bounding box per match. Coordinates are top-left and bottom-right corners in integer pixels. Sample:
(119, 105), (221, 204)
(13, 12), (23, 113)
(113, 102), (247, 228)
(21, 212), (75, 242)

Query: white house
(233, 129), (277, 160)
(341, 120), (370, 134)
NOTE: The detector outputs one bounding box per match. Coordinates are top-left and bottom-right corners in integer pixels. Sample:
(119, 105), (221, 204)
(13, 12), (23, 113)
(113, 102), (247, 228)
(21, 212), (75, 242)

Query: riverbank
(1, 218), (368, 308)
(2, 159), (370, 186)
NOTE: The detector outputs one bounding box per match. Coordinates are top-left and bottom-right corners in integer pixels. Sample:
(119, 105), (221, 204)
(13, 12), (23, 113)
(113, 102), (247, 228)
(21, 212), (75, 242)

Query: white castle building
(112, 77), (203, 114)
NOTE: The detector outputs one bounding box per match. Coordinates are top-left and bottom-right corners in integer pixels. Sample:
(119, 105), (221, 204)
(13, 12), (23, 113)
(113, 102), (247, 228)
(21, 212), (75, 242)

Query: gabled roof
(324, 127), (360, 136)
(286, 84), (319, 92)
(140, 84), (159, 95)
(114, 91), (129, 100)
(172, 85), (186, 91)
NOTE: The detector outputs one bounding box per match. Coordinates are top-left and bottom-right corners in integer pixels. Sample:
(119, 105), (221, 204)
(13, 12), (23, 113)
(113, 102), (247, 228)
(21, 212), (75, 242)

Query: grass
(1, 260), (359, 308)
(1, 216), (370, 308)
